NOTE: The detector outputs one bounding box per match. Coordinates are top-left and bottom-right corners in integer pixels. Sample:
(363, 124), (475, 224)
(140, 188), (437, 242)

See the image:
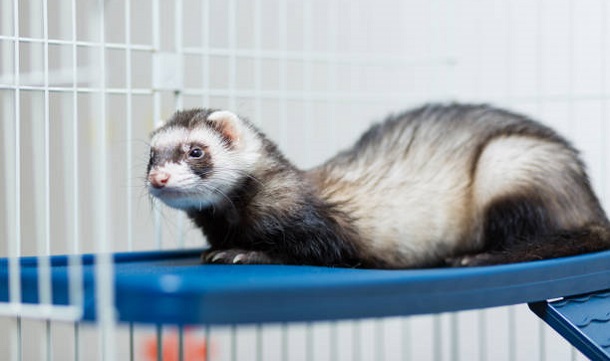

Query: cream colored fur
(311, 106), (597, 267)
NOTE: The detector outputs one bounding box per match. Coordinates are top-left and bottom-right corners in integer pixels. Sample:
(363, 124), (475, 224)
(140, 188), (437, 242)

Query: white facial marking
(148, 160), (219, 209)
(151, 127), (189, 150)
(148, 161), (193, 193)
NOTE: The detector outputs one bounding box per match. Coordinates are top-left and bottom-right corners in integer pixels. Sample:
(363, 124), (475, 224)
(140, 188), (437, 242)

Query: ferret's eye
(188, 147), (204, 159)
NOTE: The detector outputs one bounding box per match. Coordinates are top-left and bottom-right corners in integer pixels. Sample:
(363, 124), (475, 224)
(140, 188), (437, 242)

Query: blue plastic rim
(2, 249), (610, 325)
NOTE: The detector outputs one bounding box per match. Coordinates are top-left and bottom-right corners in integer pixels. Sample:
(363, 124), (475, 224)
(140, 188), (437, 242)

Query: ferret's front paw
(201, 249), (275, 265)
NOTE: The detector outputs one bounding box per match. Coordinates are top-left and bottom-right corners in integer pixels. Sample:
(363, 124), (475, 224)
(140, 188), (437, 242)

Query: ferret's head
(147, 109), (262, 210)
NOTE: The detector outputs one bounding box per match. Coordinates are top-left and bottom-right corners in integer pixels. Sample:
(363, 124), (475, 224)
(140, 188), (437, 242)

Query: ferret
(147, 103), (610, 268)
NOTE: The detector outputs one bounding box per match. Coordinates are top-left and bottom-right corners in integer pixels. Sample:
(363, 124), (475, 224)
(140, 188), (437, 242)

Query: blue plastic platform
(530, 290), (610, 360)
(2, 249), (610, 326)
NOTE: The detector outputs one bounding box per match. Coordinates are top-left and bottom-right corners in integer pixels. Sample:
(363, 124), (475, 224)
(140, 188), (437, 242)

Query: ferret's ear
(153, 119), (166, 131)
(207, 110), (242, 145)
(149, 119), (167, 138)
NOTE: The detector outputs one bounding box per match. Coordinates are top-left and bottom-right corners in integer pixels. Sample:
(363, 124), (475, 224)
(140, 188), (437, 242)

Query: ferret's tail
(448, 223), (610, 267)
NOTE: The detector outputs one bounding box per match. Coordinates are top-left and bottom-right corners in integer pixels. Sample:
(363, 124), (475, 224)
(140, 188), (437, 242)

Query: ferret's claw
(211, 251), (227, 263)
(201, 249), (277, 265)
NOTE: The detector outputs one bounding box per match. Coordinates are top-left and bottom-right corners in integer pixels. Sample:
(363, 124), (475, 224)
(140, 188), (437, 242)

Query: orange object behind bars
(144, 330), (211, 361)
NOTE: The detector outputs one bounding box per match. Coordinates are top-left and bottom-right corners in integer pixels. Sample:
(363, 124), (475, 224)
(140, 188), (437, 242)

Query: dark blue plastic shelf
(530, 291), (610, 360)
(2, 249), (610, 325)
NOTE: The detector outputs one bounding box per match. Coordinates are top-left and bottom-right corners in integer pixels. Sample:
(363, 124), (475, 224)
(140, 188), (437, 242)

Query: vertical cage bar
(600, 0), (608, 207)
(473, 2), (488, 359)
(427, 0), (439, 98)
(37, 4), (53, 354)
(433, 315), (442, 361)
(73, 324), (80, 361)
(129, 324), (135, 361)
(508, 307), (516, 361)
(151, 0), (165, 341)
(9, 0), (23, 358)
(152, 0), (163, 249)
(125, 0), (134, 252)
(254, 2), (263, 358)
(326, 3), (340, 358)
(348, 2), (362, 358)
(202, 0), (210, 107)
(178, 327), (185, 361)
(153, 328), (162, 361)
(253, 0), (262, 124)
(228, 0), (236, 111)
(204, 325), (211, 361)
(503, 3), (517, 359)
(9, 0), (22, 310)
(305, 324), (313, 361)
(231, 327), (237, 361)
(353, 320), (361, 361)
(568, 1), (577, 357)
(69, 0), (83, 359)
(302, 0), (313, 166)
(478, 311), (487, 361)
(326, 0), (338, 154)
(93, 1), (117, 359)
(281, 324), (289, 361)
(375, 319), (385, 361)
(256, 324), (264, 361)
(329, 322), (339, 361)
(402, 318), (411, 361)
(567, 0), (575, 126)
(174, 0), (183, 105)
(174, 0), (186, 249)
(45, 320), (52, 361)
(537, 2), (547, 358)
(228, 1), (238, 357)
(40, 0), (52, 285)
(449, 314), (459, 361)
(13, 318), (22, 361)
(432, 315), (443, 361)
(125, 0), (136, 358)
(536, 0), (544, 108)
(504, 0), (513, 106)
(278, 3), (289, 355)
(42, 1), (53, 360)
(278, 0), (288, 147)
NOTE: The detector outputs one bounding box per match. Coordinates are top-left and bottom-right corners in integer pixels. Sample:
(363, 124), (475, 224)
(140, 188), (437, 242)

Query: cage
(1, 0), (610, 360)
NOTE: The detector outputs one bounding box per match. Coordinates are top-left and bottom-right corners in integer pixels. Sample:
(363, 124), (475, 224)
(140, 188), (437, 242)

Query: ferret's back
(309, 104), (604, 267)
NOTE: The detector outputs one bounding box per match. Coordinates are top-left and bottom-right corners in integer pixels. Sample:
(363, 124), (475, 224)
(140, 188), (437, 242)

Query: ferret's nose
(149, 171), (170, 189)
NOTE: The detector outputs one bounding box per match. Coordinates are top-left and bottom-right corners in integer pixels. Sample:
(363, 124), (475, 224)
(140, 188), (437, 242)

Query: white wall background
(1, 0), (609, 360)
